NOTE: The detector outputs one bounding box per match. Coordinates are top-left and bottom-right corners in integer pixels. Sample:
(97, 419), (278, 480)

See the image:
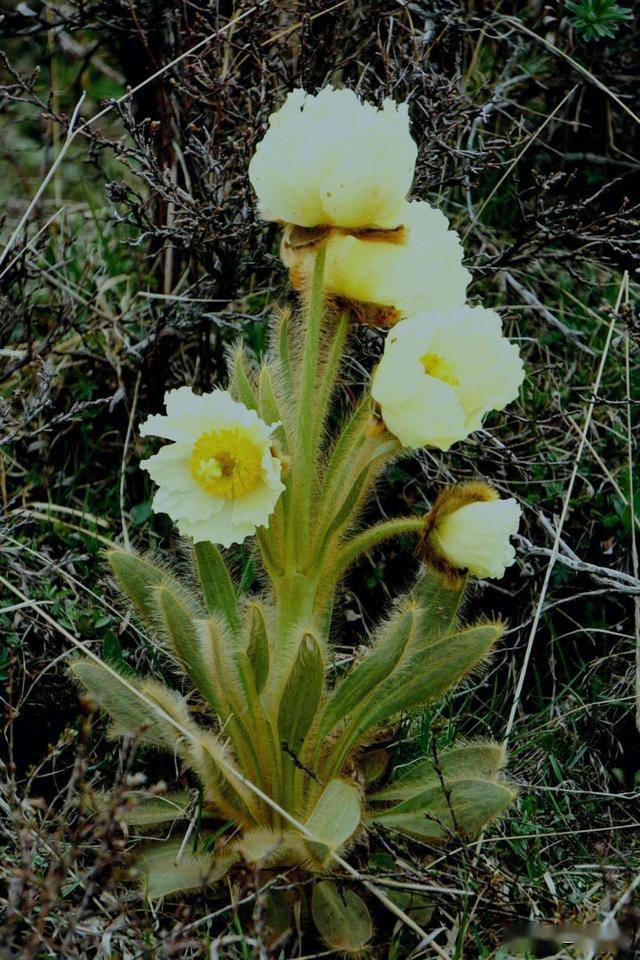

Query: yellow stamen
(420, 351), (459, 386)
(189, 428), (264, 499)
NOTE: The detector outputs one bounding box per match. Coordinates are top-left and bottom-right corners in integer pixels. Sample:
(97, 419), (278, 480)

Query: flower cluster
(143, 85), (523, 578)
(73, 84), (526, 945)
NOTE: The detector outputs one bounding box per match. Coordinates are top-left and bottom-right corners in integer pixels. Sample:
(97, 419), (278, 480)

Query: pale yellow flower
(140, 388), (284, 547)
(431, 494), (521, 579)
(371, 306), (524, 450)
(249, 86), (417, 229)
(286, 200), (470, 318)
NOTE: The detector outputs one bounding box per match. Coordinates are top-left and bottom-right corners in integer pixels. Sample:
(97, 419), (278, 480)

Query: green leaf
(351, 622), (502, 743)
(230, 344), (259, 410)
(102, 631), (124, 668)
(311, 880), (372, 952)
(386, 888), (434, 927)
(135, 840), (234, 899)
(234, 827), (306, 866)
(199, 614), (268, 741)
(327, 622), (502, 776)
(567, 0), (631, 41)
(188, 730), (259, 825)
(371, 741), (506, 803)
(278, 631), (324, 758)
(110, 791), (190, 826)
(305, 779), (361, 862)
(311, 310), (349, 451)
(258, 363), (287, 449)
(273, 306), (294, 405)
(70, 658), (191, 750)
(197, 617), (268, 790)
(154, 585), (220, 712)
(264, 890), (293, 944)
(129, 501), (153, 525)
(193, 542), (240, 634)
(246, 602), (270, 693)
(107, 548), (177, 624)
(318, 606), (418, 742)
(358, 748), (389, 785)
(371, 778), (516, 840)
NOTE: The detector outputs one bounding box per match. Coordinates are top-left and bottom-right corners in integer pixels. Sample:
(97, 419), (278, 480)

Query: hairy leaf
(371, 777), (515, 840)
(193, 541), (240, 634)
(317, 606), (418, 742)
(408, 565), (468, 652)
(115, 791), (190, 826)
(135, 840), (233, 899)
(305, 779), (361, 862)
(197, 618), (271, 791)
(107, 548), (178, 625)
(311, 880), (372, 952)
(278, 631), (324, 757)
(70, 659), (191, 750)
(229, 344), (259, 410)
(154, 584), (220, 711)
(188, 730), (259, 825)
(258, 363), (287, 449)
(246, 602), (270, 693)
(234, 828), (306, 866)
(326, 623), (502, 777)
(352, 623), (500, 741)
(371, 741), (506, 803)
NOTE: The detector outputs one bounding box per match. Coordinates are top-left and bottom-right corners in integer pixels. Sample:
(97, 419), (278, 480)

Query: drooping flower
(249, 86), (417, 230)
(426, 484), (521, 579)
(283, 200), (470, 322)
(140, 388), (284, 547)
(371, 306), (524, 450)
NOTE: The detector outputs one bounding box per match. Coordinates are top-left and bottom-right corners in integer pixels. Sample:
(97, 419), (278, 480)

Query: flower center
(189, 428), (264, 499)
(420, 351), (460, 387)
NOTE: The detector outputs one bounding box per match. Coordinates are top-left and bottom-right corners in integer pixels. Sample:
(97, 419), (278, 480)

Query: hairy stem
(291, 244), (327, 568)
(319, 515), (425, 598)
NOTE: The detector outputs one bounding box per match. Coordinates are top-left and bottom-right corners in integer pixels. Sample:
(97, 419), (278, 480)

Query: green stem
(308, 310), (349, 459)
(293, 243), (327, 567)
(322, 516), (425, 590)
(312, 514), (422, 624)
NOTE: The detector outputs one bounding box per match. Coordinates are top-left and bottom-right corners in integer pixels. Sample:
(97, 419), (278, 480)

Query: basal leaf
(70, 658), (191, 751)
(311, 880), (372, 952)
(371, 777), (516, 840)
(371, 741), (506, 803)
(304, 779), (361, 862)
(278, 631), (324, 758)
(135, 840), (233, 899)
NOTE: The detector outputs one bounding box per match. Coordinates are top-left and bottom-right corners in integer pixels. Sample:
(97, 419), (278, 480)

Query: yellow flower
(430, 488), (521, 579)
(371, 306), (524, 450)
(284, 200), (470, 319)
(140, 388), (284, 547)
(249, 86), (417, 229)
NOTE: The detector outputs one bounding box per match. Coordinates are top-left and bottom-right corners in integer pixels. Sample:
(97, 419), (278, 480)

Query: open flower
(283, 200), (470, 322)
(371, 306), (524, 450)
(140, 388), (284, 547)
(249, 86), (417, 229)
(426, 484), (521, 579)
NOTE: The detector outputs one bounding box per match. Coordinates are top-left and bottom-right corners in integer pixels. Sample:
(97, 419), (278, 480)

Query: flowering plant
(72, 85), (524, 950)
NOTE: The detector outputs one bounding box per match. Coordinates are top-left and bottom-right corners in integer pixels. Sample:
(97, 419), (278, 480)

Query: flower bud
(424, 484), (521, 579)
